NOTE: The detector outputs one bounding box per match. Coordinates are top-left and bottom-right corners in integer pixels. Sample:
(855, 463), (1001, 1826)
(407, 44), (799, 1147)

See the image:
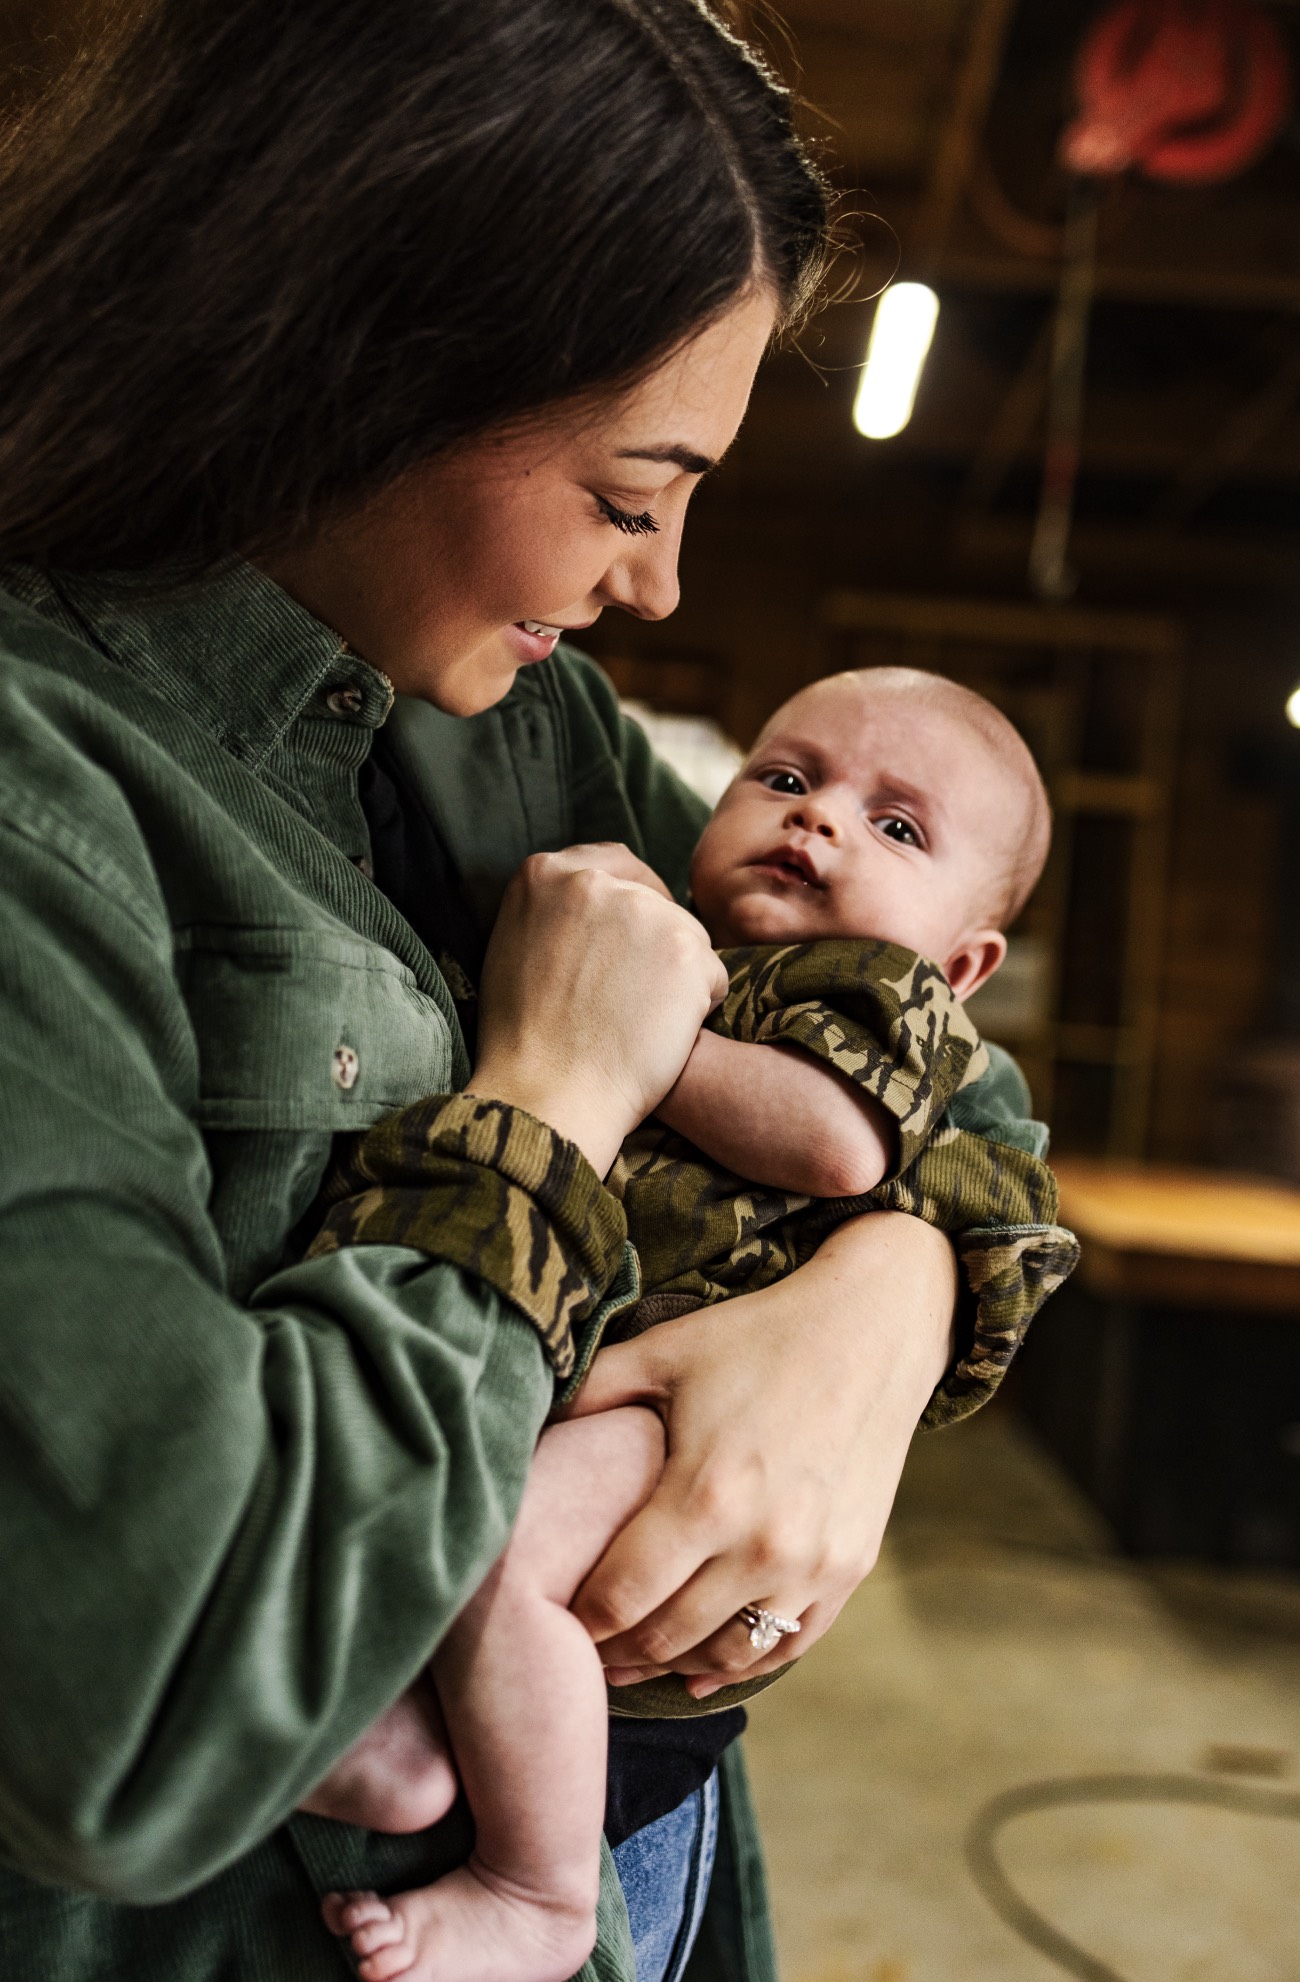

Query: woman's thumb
(558, 1336), (668, 1419)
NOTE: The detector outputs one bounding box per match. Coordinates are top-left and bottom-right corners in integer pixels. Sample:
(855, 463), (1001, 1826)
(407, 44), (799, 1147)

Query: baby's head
(690, 667), (1050, 1000)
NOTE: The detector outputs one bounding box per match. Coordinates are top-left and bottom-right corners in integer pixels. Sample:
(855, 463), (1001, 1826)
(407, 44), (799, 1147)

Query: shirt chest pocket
(175, 925), (456, 1131)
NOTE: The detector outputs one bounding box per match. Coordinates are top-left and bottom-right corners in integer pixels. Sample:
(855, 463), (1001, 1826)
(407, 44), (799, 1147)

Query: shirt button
(332, 1044), (360, 1090)
(325, 686), (363, 717)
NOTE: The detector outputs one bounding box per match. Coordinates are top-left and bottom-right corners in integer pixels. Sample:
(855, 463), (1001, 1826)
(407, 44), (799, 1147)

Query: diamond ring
(736, 1604), (802, 1656)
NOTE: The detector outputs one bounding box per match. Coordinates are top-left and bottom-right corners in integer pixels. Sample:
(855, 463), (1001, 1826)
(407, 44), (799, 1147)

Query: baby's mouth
(751, 844), (825, 888)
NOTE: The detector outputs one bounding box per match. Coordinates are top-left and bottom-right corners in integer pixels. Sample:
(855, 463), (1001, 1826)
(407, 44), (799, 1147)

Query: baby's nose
(785, 801), (839, 842)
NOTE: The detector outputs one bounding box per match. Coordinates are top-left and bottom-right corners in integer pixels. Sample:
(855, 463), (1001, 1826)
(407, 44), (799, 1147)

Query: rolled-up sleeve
(708, 943), (1078, 1430)
(307, 1093), (627, 1378)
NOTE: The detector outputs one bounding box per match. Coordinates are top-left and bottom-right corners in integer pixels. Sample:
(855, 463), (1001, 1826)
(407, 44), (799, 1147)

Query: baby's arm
(656, 1030), (896, 1197)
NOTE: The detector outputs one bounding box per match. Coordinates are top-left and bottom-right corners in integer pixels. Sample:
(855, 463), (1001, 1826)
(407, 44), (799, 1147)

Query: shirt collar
(19, 561), (394, 768)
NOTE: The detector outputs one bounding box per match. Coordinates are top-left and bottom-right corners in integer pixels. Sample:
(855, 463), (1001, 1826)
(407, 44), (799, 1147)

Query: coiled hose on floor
(965, 1771), (1300, 1981)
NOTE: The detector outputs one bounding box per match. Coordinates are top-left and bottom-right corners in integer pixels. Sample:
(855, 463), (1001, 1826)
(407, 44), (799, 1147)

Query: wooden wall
(1149, 614), (1290, 1165)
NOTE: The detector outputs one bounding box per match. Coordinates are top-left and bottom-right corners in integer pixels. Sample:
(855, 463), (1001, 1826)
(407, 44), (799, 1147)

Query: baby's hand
(298, 1675), (458, 1834)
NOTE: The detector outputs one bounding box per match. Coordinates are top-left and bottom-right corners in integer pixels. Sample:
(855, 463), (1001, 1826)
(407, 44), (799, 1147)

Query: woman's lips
(503, 621), (562, 664)
(503, 618), (592, 665)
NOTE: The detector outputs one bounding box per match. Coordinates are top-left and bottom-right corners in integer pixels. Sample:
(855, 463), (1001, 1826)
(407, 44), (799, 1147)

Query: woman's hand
(562, 1212), (958, 1695)
(533, 840), (676, 900)
(469, 844), (727, 1177)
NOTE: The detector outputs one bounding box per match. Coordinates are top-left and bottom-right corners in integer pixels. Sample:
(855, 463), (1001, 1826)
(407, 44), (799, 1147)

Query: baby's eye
(759, 769), (808, 796)
(877, 815), (920, 846)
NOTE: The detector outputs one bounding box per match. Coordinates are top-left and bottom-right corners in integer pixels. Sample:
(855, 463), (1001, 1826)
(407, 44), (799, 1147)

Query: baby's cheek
(687, 835), (727, 920)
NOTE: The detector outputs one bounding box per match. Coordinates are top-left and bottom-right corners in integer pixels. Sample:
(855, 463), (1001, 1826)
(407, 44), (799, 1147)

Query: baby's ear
(944, 929), (1007, 1002)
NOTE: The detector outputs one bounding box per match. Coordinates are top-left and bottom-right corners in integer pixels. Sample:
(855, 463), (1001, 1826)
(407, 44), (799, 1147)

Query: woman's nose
(599, 523), (682, 622)
(784, 798), (840, 842)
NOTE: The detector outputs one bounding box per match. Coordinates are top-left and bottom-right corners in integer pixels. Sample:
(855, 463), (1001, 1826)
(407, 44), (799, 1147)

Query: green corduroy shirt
(0, 561), (1037, 1982)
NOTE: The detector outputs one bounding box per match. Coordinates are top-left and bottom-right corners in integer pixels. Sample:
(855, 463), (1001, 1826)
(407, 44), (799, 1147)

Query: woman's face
(263, 287), (776, 713)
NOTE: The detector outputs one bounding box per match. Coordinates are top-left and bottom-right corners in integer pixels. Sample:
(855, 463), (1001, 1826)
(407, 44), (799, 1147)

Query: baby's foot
(322, 1860), (596, 1982)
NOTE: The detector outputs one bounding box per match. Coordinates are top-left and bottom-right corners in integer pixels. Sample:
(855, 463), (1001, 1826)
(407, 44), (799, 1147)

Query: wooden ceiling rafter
(910, 0), (1022, 271)
(1149, 338), (1300, 527)
(938, 249), (1300, 315)
(953, 511), (1300, 588)
(959, 313), (1053, 514)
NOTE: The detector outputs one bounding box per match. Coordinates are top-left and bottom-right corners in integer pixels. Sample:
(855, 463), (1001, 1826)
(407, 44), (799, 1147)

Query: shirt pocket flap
(176, 925), (454, 1131)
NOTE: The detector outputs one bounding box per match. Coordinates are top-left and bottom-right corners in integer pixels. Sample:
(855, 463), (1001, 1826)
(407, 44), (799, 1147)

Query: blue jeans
(611, 1770), (719, 1982)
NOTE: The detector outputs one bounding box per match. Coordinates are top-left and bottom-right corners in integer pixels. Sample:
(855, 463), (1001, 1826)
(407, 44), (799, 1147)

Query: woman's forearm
(805, 1208), (957, 1408)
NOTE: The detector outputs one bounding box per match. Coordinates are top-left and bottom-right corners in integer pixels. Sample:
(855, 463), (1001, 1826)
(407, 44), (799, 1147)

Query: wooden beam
(1150, 341), (1300, 527)
(821, 587), (1180, 654)
(961, 314), (1052, 511)
(953, 512), (1300, 589)
(911, 0), (1020, 270)
(938, 251), (1300, 313)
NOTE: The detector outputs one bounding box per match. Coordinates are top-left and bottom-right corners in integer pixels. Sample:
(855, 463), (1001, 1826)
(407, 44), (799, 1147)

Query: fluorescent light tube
(853, 282), (939, 440)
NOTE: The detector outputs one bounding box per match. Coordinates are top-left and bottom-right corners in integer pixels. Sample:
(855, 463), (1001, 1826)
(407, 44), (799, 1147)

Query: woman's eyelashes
(595, 493), (660, 536)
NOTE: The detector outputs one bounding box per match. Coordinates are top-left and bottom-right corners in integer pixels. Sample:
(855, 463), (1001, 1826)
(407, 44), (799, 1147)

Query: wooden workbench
(1053, 1157), (1300, 1314)
(1017, 1159), (1300, 1565)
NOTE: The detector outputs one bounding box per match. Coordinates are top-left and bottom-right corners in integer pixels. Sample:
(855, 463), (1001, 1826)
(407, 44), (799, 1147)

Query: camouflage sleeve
(306, 1093), (627, 1380)
(800, 1122), (1079, 1428)
(711, 937), (989, 1171)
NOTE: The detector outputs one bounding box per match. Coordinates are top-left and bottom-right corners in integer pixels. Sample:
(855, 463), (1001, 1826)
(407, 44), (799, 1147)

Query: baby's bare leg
(298, 1673), (457, 1833)
(324, 1405), (667, 1982)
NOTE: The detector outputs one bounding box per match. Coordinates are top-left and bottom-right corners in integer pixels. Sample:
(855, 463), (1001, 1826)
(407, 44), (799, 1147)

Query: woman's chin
(397, 640), (521, 716)
(431, 674), (518, 717)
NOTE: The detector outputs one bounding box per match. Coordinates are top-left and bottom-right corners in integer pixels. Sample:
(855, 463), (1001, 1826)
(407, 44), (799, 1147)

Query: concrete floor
(742, 1404), (1300, 1982)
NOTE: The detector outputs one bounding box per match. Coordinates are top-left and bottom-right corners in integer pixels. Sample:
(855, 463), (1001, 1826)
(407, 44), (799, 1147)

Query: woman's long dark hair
(0, 0), (830, 572)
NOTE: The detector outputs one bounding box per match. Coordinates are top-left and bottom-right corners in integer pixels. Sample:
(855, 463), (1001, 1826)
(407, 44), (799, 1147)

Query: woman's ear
(944, 928), (1008, 1002)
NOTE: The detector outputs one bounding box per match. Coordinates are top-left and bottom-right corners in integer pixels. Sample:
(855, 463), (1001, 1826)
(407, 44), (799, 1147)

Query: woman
(0, 5), (1041, 1980)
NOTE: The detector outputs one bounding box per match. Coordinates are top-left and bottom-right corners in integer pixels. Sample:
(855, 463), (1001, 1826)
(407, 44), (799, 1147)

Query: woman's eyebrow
(616, 444), (719, 475)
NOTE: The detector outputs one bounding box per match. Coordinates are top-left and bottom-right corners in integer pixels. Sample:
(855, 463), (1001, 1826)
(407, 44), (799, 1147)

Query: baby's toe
(357, 1942), (416, 1982)
(322, 1889), (384, 1936)
(351, 1912), (406, 1958)
(341, 1893), (394, 1933)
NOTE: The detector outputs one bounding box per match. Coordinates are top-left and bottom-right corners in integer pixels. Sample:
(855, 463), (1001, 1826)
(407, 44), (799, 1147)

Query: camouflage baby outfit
(310, 935), (1078, 1720)
(599, 935), (1079, 1718)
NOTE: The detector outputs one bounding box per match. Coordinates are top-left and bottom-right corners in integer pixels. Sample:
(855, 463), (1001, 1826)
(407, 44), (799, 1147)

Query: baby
(312, 667), (1070, 1982)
